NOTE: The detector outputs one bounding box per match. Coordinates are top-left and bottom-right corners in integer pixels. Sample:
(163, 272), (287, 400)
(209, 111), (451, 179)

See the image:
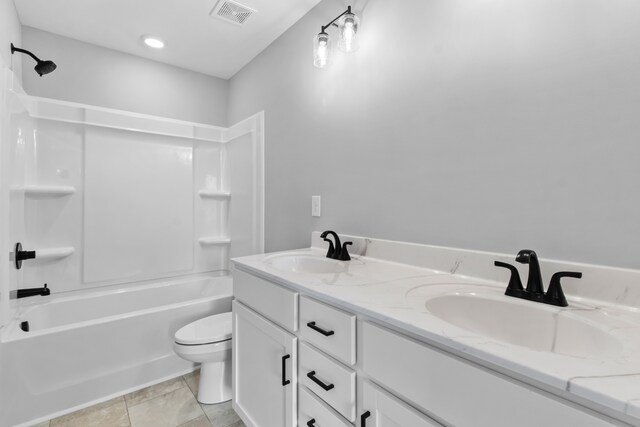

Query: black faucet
(17, 284), (50, 299)
(320, 231), (352, 261)
(495, 250), (582, 307)
(515, 249), (545, 302)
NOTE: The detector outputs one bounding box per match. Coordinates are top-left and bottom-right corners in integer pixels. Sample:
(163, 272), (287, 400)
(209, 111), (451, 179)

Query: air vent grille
(211, 0), (256, 26)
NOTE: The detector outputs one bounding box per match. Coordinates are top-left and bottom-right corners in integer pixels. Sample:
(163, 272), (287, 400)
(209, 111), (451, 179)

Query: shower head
(34, 60), (57, 76)
(10, 43), (57, 76)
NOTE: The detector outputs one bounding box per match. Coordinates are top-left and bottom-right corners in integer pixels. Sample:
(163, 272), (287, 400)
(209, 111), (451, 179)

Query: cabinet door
(233, 301), (297, 427)
(361, 380), (442, 427)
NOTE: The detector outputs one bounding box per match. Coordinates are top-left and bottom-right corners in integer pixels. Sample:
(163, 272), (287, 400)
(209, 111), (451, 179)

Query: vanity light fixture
(141, 35), (166, 49)
(313, 5), (360, 69)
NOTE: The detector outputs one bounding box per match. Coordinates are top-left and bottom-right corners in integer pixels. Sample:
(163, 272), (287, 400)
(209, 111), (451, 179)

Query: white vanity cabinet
(233, 266), (628, 427)
(233, 269), (299, 427)
(361, 321), (621, 427)
(232, 301), (297, 427)
(361, 380), (443, 427)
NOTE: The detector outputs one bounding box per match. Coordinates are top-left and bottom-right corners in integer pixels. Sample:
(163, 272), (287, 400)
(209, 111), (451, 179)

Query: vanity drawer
(298, 386), (352, 427)
(299, 296), (356, 365)
(299, 342), (356, 422)
(233, 269), (298, 332)
(362, 322), (619, 427)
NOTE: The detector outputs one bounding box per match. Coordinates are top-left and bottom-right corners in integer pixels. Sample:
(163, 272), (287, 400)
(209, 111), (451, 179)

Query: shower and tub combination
(0, 65), (264, 427)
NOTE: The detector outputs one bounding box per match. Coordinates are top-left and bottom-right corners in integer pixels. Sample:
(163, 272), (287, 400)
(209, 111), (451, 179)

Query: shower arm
(10, 44), (43, 63)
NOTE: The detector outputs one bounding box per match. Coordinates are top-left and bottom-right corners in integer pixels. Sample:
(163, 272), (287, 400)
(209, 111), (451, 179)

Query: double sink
(264, 252), (628, 360)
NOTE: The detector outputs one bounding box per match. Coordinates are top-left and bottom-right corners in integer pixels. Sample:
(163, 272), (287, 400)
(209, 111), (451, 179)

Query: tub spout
(17, 284), (50, 299)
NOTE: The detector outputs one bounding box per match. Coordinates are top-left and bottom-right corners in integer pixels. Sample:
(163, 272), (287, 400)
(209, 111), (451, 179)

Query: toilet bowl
(173, 312), (232, 404)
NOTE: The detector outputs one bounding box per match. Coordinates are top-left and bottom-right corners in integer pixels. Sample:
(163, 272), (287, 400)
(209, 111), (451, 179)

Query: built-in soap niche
(4, 87), (263, 298)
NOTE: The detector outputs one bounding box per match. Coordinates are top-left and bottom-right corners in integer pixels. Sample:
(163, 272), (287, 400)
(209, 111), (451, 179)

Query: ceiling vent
(210, 0), (256, 26)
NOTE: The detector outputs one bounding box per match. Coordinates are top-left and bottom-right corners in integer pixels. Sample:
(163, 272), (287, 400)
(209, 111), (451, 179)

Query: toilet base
(197, 359), (231, 404)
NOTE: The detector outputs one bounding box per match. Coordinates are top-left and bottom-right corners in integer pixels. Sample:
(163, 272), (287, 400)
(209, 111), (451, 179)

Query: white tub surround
(0, 66), (264, 427)
(232, 233), (640, 426)
(0, 65), (264, 321)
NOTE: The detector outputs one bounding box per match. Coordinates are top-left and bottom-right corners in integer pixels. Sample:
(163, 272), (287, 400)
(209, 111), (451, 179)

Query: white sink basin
(265, 254), (347, 274)
(425, 293), (622, 359)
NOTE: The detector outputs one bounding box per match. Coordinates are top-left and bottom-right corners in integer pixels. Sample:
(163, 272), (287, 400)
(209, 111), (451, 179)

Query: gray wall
(0, 0), (22, 78)
(228, 0), (640, 269)
(22, 27), (228, 126)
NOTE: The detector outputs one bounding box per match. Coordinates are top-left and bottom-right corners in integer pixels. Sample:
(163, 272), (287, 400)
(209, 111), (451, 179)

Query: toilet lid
(175, 312), (232, 345)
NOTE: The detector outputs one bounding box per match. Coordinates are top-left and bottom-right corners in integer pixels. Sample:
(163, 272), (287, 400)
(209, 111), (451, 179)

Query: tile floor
(30, 370), (245, 427)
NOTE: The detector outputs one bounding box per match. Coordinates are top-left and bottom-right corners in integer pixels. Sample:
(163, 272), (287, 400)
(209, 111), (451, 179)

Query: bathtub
(0, 274), (233, 427)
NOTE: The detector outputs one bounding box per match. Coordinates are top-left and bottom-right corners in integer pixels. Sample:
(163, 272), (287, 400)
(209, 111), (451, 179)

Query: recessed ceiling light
(141, 35), (166, 49)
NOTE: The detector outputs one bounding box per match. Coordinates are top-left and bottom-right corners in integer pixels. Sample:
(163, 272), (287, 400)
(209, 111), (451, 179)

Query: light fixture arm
(320, 6), (352, 33)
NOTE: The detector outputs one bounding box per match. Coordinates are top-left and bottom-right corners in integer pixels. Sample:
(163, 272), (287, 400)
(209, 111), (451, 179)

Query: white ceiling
(13, 0), (322, 79)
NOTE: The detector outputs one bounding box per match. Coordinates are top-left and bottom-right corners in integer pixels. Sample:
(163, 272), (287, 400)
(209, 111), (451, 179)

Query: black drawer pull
(307, 321), (335, 336)
(361, 410), (371, 427)
(307, 419), (316, 427)
(307, 370), (334, 391)
(281, 354), (290, 386)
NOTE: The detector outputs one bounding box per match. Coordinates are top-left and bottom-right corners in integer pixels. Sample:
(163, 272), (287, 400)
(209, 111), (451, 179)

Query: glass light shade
(313, 32), (333, 68)
(338, 13), (359, 53)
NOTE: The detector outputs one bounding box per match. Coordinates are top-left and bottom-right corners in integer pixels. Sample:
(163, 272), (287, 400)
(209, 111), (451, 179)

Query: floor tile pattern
(30, 370), (245, 427)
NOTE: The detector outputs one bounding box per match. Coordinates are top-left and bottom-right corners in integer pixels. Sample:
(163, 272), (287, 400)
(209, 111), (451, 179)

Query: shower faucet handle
(13, 242), (36, 269)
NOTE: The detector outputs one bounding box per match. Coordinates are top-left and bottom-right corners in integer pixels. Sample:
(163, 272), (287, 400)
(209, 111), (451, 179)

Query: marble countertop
(232, 235), (640, 425)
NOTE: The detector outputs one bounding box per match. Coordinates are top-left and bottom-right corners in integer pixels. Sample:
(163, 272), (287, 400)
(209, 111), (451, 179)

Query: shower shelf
(23, 185), (76, 197)
(35, 247), (75, 261)
(198, 190), (231, 199)
(198, 237), (231, 246)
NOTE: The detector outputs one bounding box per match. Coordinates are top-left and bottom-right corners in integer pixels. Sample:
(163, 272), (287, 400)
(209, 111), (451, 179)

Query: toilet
(173, 312), (232, 404)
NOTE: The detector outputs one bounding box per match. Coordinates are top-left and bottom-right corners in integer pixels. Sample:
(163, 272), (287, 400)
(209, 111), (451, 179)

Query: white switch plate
(312, 195), (321, 217)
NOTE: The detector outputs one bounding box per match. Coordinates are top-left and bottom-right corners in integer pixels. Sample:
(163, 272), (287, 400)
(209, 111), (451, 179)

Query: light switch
(312, 195), (321, 217)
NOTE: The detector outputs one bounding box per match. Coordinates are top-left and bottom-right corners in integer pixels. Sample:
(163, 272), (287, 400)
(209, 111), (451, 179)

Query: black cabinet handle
(281, 354), (290, 386)
(361, 410), (371, 427)
(307, 321), (335, 337)
(307, 370), (334, 391)
(307, 419), (316, 427)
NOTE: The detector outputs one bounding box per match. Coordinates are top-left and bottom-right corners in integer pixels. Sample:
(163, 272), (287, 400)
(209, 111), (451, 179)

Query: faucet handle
(494, 261), (524, 298)
(339, 242), (352, 261)
(544, 271), (581, 307)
